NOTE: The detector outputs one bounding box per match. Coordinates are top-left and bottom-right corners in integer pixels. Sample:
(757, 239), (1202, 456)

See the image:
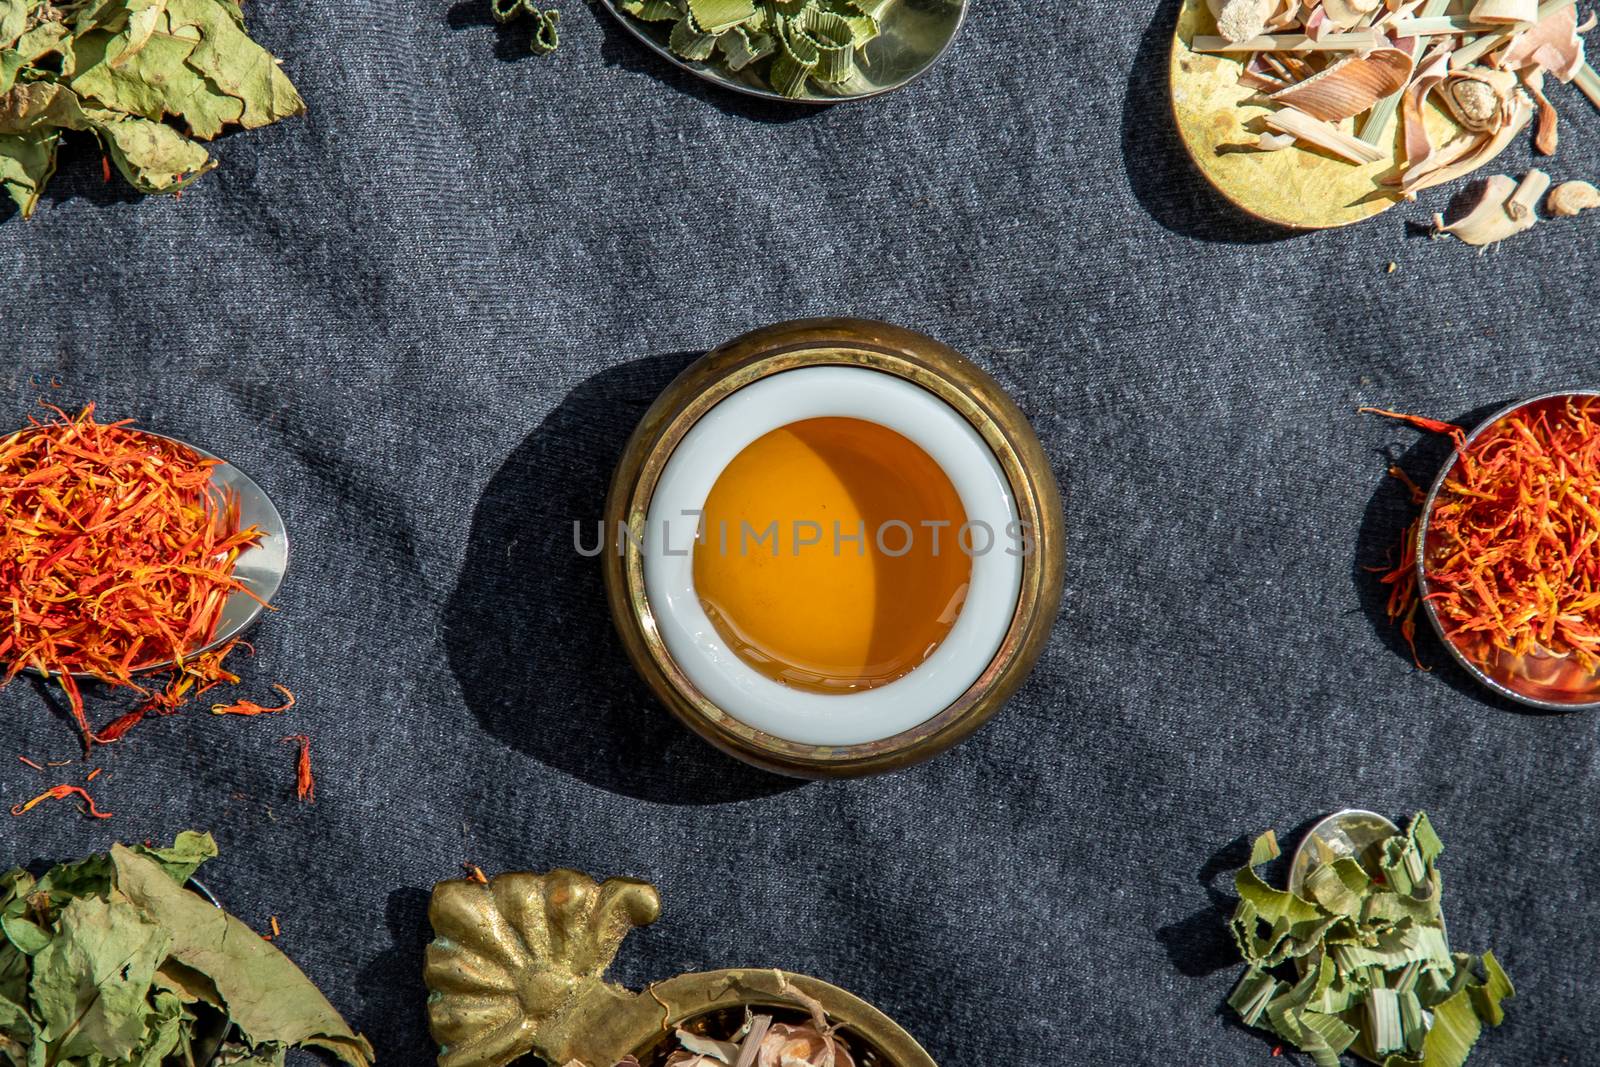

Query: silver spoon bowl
(3, 425), (288, 681)
(1286, 810), (1435, 1064)
(1416, 389), (1600, 712)
(1288, 808), (1401, 901)
(598, 0), (966, 103)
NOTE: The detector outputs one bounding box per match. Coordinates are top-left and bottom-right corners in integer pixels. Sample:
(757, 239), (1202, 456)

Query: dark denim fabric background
(3, 0), (1599, 1063)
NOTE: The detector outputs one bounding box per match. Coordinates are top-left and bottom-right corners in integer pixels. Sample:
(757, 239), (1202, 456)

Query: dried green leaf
(0, 130), (56, 218)
(0, 0), (301, 211)
(0, 920), (46, 960)
(0, 1), (23, 51)
(110, 846), (375, 1067)
(29, 896), (172, 1061)
(689, 0), (755, 34)
(164, 0), (304, 128)
(97, 113), (214, 193)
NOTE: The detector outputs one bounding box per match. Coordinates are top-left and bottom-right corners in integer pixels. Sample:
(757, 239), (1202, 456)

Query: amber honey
(693, 417), (971, 694)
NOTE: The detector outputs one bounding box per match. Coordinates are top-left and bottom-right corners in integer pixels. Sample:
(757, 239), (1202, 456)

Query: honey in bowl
(693, 417), (971, 694)
(613, 323), (1065, 774)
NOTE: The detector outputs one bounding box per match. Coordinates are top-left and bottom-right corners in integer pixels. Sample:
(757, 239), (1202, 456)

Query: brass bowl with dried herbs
(423, 869), (935, 1067)
(1170, 0), (1600, 228)
(0, 0), (305, 219)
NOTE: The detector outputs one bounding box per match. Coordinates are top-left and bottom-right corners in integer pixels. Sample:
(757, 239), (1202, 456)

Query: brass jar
(603, 318), (1066, 778)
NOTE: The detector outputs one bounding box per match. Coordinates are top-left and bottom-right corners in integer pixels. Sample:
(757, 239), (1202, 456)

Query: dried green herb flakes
(1225, 813), (1513, 1067)
(0, 832), (374, 1067)
(492, 0), (560, 55)
(619, 0), (886, 98)
(0, 0), (305, 218)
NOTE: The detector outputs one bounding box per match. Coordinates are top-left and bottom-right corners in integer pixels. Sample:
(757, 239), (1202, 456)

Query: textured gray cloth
(3, 0), (1599, 1063)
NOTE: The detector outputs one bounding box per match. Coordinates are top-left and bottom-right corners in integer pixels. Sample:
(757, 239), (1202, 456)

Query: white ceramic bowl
(643, 365), (1023, 747)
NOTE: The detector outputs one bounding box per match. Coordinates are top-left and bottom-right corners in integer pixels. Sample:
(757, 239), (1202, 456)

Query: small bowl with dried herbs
(0, 404), (294, 772)
(0, 831), (373, 1066)
(1365, 395), (1600, 710)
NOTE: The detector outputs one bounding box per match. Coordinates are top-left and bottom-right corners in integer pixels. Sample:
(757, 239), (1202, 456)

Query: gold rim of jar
(602, 318), (1066, 778)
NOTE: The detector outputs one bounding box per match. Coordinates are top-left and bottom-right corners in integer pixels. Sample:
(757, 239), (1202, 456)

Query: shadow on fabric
(444, 352), (803, 805)
(1119, 0), (1297, 245)
(1350, 398), (1578, 715)
(447, 0), (553, 62)
(0, 135), (143, 224)
(355, 886), (434, 1061)
(1157, 814), (1343, 1050)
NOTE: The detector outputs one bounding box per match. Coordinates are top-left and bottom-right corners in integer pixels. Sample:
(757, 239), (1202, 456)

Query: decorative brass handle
(425, 870), (662, 1067)
(424, 870), (937, 1067)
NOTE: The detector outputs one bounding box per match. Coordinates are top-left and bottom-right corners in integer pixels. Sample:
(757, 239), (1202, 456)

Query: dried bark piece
(1218, 0), (1281, 43)
(1269, 47), (1416, 119)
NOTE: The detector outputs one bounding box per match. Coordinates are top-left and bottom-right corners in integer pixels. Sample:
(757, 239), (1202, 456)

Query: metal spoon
(1286, 810), (1440, 1063)
(4, 426), (289, 680)
(1287, 808), (1401, 901)
(598, 0), (966, 104)
(1415, 389), (1600, 711)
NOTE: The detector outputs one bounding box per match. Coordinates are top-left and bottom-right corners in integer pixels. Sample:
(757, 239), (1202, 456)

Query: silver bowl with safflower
(599, 0), (966, 103)
(0, 423), (289, 681)
(1415, 389), (1600, 712)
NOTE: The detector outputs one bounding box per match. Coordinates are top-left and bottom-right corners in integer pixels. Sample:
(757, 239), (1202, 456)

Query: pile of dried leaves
(1195, 0), (1599, 196)
(618, 0), (888, 98)
(0, 0), (305, 219)
(1226, 813), (1514, 1067)
(0, 832), (373, 1066)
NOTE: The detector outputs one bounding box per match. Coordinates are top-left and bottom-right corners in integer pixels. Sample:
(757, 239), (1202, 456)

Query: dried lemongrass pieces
(1432, 170), (1546, 244)
(1548, 179), (1600, 214)
(1471, 0), (1538, 24)
(1507, 166), (1553, 218)
(1264, 106), (1387, 162)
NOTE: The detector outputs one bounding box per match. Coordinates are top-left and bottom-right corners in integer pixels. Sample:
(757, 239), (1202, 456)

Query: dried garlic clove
(1258, 130), (1299, 149)
(1548, 180), (1600, 215)
(755, 1025), (855, 1067)
(1433, 173), (1535, 245)
(1217, 0), (1279, 42)
(1269, 47), (1415, 120)
(1507, 167), (1552, 220)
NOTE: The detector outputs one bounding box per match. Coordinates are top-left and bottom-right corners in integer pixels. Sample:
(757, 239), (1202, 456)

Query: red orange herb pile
(1, 404), (306, 815)
(1367, 397), (1600, 688)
